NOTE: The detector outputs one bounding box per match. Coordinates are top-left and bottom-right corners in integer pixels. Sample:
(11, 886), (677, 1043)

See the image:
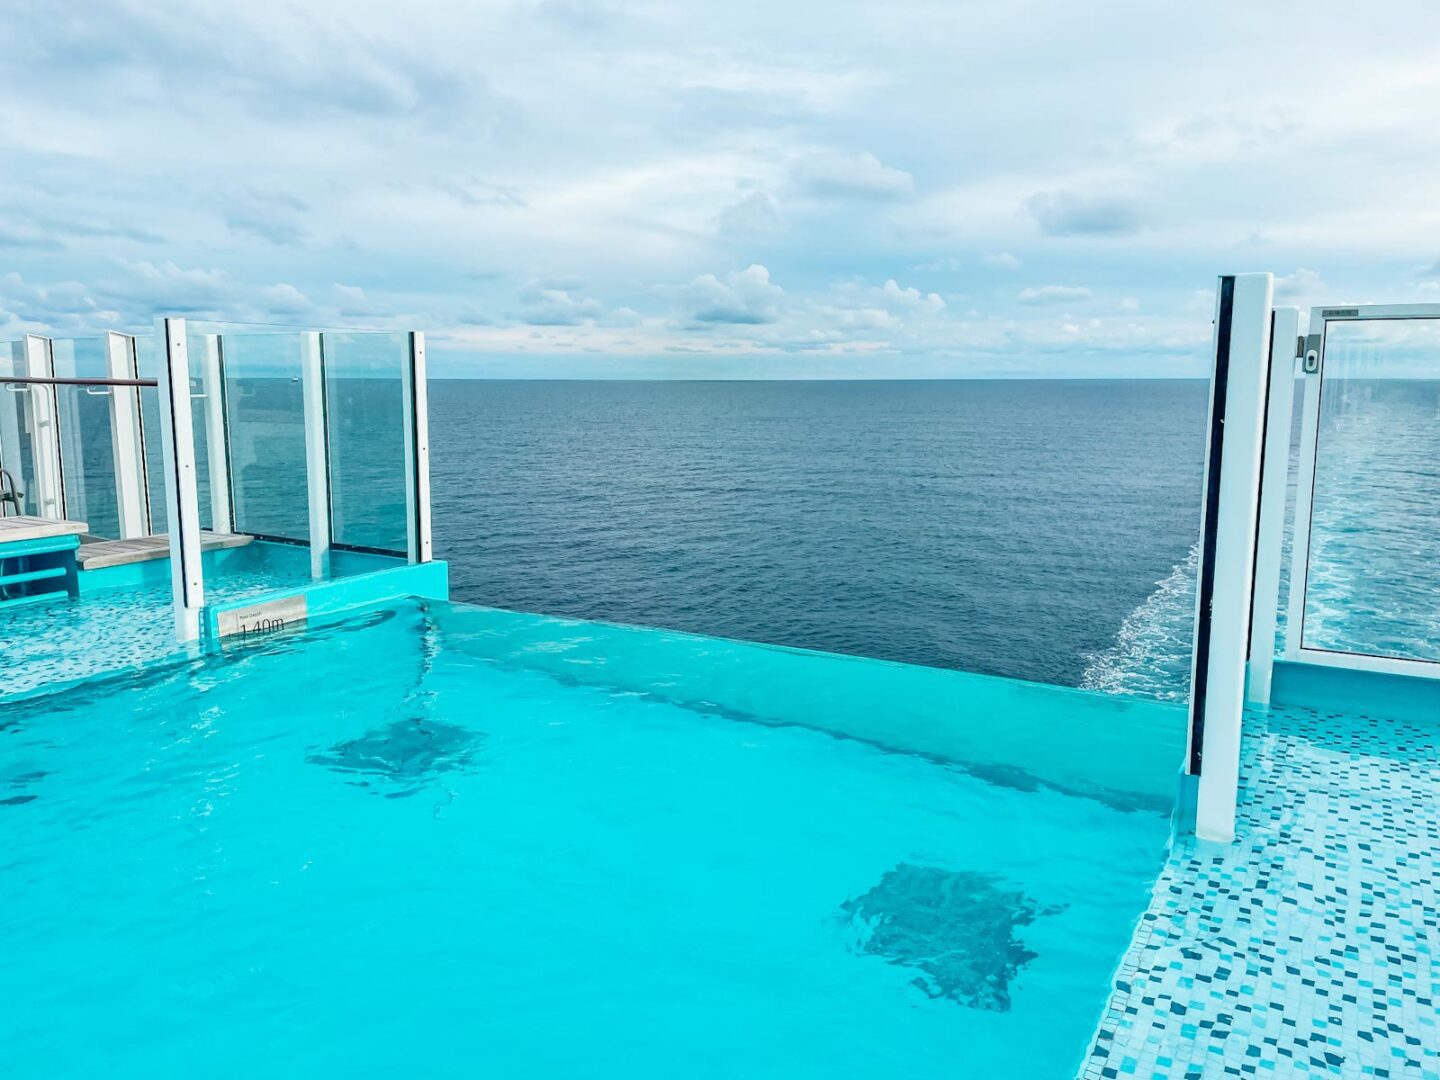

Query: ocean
(429, 380), (1211, 698)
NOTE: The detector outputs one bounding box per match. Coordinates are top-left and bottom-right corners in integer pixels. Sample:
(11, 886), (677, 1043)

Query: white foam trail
(1080, 545), (1199, 703)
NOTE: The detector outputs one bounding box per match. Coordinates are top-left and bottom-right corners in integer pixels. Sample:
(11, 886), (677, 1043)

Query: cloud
(680, 264), (784, 325)
(983, 252), (1021, 270)
(334, 283), (379, 318)
(428, 176), (528, 209)
(600, 306), (642, 327)
(876, 279), (944, 313)
(1017, 285), (1093, 305)
(8, 3), (490, 124)
(0, 264), (318, 331)
(1025, 192), (1148, 237)
(0, 228), (66, 252)
(1274, 268), (1324, 301)
(716, 191), (780, 237)
(792, 151), (914, 200)
(103, 261), (232, 315)
(808, 303), (894, 331)
(258, 282), (313, 315)
(0, 214), (164, 247)
(0, 273), (115, 329)
(225, 188), (309, 246)
(38, 217), (164, 244)
(516, 284), (605, 326)
(455, 306), (497, 326)
(534, 0), (620, 33)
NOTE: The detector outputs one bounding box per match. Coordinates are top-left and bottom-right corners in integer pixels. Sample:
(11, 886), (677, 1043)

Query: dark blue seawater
(429, 380), (1210, 689)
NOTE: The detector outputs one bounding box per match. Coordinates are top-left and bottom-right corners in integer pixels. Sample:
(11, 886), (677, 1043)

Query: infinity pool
(0, 599), (1176, 1076)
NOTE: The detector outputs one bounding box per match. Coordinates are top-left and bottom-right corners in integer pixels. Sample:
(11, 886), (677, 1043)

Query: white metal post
(106, 332), (149, 539)
(198, 333), (233, 535)
(1187, 273), (1273, 844)
(154, 317), (205, 642)
(22, 334), (63, 519)
(300, 331), (331, 580)
(402, 331), (432, 564)
(1246, 307), (1301, 704)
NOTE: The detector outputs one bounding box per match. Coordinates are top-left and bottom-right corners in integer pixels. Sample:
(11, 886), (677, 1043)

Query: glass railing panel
(0, 341), (40, 519)
(217, 332), (309, 543)
(50, 337), (122, 539)
(1301, 317), (1440, 663)
(135, 335), (194, 536)
(322, 332), (409, 555)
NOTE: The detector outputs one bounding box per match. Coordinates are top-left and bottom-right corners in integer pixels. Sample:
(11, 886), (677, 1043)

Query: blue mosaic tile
(1081, 703), (1439, 1079)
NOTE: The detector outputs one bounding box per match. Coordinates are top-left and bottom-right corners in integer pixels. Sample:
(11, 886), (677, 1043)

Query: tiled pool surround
(1084, 703), (1439, 1080)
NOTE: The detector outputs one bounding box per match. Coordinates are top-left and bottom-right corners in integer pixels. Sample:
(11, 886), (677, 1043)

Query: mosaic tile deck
(1082, 703), (1439, 1079)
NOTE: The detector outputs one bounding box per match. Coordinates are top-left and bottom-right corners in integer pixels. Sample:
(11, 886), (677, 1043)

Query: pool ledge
(423, 602), (1188, 815)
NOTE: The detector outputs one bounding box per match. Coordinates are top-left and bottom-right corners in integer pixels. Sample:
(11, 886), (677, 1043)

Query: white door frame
(1285, 302), (1440, 680)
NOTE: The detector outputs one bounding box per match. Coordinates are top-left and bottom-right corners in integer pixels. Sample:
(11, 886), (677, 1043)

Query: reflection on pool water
(0, 598), (1174, 1077)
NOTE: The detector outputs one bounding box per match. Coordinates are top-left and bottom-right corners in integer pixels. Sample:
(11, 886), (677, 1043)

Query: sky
(3, 0), (1440, 377)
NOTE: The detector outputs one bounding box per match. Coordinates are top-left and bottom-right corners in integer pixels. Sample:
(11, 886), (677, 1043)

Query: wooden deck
(0, 515), (89, 545)
(77, 532), (253, 570)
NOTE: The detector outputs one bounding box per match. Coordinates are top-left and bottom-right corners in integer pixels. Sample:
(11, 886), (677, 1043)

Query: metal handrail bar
(0, 375), (158, 388)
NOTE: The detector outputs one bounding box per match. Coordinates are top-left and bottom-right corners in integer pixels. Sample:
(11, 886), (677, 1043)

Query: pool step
(0, 518), (86, 607)
(0, 565), (67, 588)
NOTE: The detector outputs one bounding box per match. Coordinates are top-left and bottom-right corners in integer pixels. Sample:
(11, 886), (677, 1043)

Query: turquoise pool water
(0, 598), (1175, 1077)
(0, 569), (304, 700)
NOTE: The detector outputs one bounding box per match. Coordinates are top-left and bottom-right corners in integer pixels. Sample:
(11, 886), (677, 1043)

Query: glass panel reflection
(1301, 317), (1440, 663)
(221, 333), (309, 542)
(51, 337), (122, 538)
(323, 332), (409, 554)
(0, 342), (39, 518)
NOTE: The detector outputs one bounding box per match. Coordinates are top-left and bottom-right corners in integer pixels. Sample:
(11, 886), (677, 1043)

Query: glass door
(1287, 305), (1440, 675)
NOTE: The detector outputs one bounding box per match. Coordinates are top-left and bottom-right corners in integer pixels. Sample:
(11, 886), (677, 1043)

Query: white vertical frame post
(22, 334), (63, 519)
(1285, 323), (1324, 660)
(198, 333), (233, 535)
(401, 331), (432, 564)
(1246, 306), (1301, 704)
(1186, 273), (1273, 844)
(300, 331), (331, 580)
(154, 317), (205, 642)
(106, 331), (149, 539)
